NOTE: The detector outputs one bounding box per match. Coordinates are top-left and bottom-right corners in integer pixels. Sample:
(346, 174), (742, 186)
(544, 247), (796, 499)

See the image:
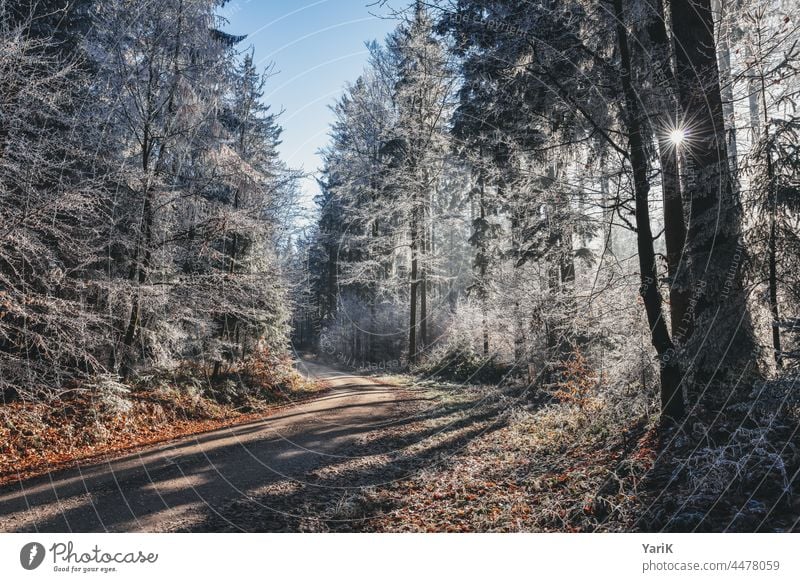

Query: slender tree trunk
(747, 43), (761, 139)
(479, 170), (489, 356)
(559, 211), (576, 357)
(509, 185), (526, 363)
(408, 194), (419, 364)
(713, 0), (739, 183)
(646, 0), (691, 342)
(123, 119), (155, 354)
(759, 58), (783, 369)
(326, 243), (337, 320)
(420, 199), (428, 350)
(600, 172), (614, 258)
(544, 164), (560, 363)
(614, 0), (684, 420)
(546, 252), (560, 356)
(768, 202), (782, 368)
(660, 147), (690, 342)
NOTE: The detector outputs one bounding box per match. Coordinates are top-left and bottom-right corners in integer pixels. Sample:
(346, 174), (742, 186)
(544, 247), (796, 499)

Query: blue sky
(220, 1), (399, 202)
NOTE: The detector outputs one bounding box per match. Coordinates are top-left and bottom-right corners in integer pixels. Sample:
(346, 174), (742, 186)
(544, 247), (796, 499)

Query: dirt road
(0, 360), (409, 532)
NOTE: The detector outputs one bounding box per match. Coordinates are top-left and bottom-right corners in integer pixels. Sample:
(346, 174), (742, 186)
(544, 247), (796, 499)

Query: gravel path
(0, 360), (411, 532)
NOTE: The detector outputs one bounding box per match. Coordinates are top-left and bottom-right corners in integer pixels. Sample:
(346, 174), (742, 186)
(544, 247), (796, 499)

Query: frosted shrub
(682, 425), (791, 504)
(86, 374), (132, 416)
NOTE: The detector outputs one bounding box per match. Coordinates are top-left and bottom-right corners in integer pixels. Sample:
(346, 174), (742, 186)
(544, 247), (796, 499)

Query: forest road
(0, 359), (407, 532)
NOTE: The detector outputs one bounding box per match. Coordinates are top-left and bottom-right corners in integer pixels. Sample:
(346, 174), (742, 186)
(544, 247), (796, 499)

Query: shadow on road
(0, 363), (520, 532)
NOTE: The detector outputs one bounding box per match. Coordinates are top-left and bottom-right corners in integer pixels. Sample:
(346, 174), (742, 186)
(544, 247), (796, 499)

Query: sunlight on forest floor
(184, 377), (655, 532)
(185, 372), (800, 533)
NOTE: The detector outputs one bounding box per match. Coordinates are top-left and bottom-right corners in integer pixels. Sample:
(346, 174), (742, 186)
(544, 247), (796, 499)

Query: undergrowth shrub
(85, 374), (132, 416)
(129, 349), (311, 407)
(550, 350), (598, 411)
(641, 375), (800, 532)
(418, 339), (510, 384)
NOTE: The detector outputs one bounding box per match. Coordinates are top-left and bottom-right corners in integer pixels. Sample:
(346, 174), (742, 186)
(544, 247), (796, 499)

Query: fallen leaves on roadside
(0, 382), (329, 487)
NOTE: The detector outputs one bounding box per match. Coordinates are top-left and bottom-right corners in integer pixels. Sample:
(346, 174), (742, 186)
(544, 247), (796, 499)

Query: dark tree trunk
(326, 243), (337, 320)
(646, 0), (691, 343)
(615, 0), (684, 420)
(420, 214), (428, 351)
(509, 186), (526, 363)
(661, 148), (690, 342)
(558, 219), (576, 359)
(760, 72), (783, 369)
(713, 0), (740, 181)
(600, 173), (614, 258)
(543, 159), (576, 375)
(123, 130), (156, 355)
(670, 0), (757, 390)
(768, 203), (782, 368)
(479, 170), (489, 356)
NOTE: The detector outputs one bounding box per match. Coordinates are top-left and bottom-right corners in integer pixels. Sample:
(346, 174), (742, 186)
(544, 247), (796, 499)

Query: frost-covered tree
(739, 3), (800, 369)
(384, 2), (454, 362)
(0, 0), (108, 399)
(310, 10), (456, 365)
(2, 0), (299, 400)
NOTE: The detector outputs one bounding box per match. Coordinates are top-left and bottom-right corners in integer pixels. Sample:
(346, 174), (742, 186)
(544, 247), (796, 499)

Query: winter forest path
(0, 360), (412, 532)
